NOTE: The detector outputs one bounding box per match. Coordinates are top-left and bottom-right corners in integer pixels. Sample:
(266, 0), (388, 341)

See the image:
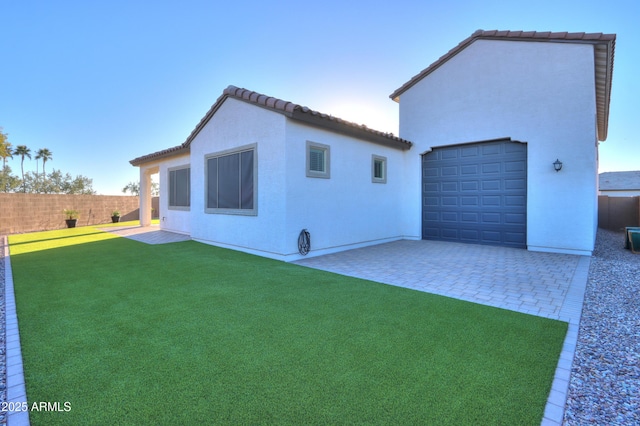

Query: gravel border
(563, 229), (639, 425)
(1, 230), (637, 425)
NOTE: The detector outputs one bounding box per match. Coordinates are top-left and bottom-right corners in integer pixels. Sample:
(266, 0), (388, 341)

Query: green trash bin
(629, 230), (640, 254)
(625, 227), (640, 249)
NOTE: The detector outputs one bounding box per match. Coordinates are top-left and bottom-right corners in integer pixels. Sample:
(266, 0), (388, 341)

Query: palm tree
(36, 148), (53, 178)
(13, 145), (31, 192)
(0, 129), (12, 168)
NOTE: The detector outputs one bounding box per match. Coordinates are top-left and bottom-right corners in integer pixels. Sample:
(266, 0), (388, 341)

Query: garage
(422, 139), (527, 248)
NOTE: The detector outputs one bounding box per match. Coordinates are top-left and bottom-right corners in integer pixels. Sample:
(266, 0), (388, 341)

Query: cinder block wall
(0, 194), (142, 235)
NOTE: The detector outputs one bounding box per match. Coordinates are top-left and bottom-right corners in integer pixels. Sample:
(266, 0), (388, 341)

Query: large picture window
(168, 166), (190, 209)
(206, 144), (257, 215)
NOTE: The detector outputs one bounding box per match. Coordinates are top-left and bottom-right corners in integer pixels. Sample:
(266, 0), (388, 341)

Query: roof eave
(129, 145), (190, 166)
(289, 110), (412, 150)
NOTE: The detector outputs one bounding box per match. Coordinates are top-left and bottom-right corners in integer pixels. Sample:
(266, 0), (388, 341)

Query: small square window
(372, 155), (387, 184)
(306, 141), (330, 178)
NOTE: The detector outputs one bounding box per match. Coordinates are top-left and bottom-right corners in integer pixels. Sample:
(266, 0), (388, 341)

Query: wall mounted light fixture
(553, 159), (563, 172)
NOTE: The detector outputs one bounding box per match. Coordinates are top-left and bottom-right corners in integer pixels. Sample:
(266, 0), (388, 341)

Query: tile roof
(389, 29), (616, 141)
(131, 86), (412, 166)
(599, 171), (640, 191)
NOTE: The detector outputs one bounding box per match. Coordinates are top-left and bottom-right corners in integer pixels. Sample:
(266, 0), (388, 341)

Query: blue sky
(2, 0), (638, 195)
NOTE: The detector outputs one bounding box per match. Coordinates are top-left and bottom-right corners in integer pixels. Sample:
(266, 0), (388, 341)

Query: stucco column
(139, 167), (153, 227)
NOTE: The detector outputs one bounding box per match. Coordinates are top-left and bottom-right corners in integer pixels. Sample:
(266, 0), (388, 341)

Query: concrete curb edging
(3, 236), (30, 426)
(541, 255), (591, 425)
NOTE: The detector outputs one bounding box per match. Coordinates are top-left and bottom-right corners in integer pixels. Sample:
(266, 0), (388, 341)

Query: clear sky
(2, 0), (638, 195)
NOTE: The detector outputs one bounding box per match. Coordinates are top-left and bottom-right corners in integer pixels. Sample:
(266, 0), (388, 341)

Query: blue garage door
(422, 139), (527, 248)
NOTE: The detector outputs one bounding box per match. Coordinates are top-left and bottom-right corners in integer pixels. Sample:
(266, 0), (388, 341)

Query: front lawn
(9, 226), (567, 425)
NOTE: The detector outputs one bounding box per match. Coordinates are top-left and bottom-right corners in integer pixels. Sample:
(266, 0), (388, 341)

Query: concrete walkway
(99, 225), (191, 244)
(295, 239), (591, 426)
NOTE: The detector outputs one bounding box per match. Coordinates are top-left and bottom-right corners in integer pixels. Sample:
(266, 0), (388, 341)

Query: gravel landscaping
(564, 228), (639, 425)
(0, 230), (637, 425)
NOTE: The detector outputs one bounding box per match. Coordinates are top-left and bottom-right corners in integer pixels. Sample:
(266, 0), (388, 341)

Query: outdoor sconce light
(553, 159), (563, 172)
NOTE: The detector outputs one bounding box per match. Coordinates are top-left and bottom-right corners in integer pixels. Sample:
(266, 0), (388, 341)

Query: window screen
(207, 147), (255, 213)
(169, 167), (190, 207)
(309, 148), (325, 172)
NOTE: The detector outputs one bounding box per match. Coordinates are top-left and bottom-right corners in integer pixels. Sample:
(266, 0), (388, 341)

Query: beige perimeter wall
(0, 194), (149, 235)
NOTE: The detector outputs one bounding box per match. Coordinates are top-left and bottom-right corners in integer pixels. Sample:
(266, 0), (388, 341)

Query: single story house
(599, 171), (640, 197)
(131, 29), (616, 260)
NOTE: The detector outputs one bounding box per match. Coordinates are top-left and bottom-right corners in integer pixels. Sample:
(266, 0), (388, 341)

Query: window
(306, 141), (330, 178)
(206, 144), (257, 215)
(168, 166), (190, 209)
(372, 155), (387, 184)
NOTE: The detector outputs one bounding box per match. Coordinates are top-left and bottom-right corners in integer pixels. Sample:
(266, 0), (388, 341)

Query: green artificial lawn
(9, 225), (568, 425)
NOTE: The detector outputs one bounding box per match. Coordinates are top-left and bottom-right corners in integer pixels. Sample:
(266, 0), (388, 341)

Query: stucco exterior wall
(398, 40), (598, 255)
(183, 97), (408, 261)
(188, 98), (289, 258)
(157, 153), (190, 234)
(281, 122), (407, 261)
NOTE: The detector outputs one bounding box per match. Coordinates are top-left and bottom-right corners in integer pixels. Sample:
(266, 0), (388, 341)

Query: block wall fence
(0, 194), (160, 235)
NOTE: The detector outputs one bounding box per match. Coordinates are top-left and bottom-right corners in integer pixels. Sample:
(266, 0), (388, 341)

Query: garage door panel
(422, 139), (527, 248)
(481, 230), (502, 243)
(482, 195), (501, 206)
(505, 195), (526, 206)
(482, 212), (501, 223)
(424, 196), (440, 206)
(441, 149), (459, 160)
(482, 163), (501, 174)
(423, 167), (439, 177)
(460, 229), (481, 241)
(441, 211), (459, 222)
(482, 144), (501, 155)
(442, 197), (458, 206)
(441, 166), (459, 176)
(461, 181), (479, 191)
(482, 180), (501, 191)
(461, 212), (480, 222)
(505, 160), (526, 172)
(505, 178), (525, 190)
(461, 165), (480, 175)
(462, 146), (480, 157)
(505, 213), (526, 224)
(442, 182), (458, 192)
(423, 182), (439, 192)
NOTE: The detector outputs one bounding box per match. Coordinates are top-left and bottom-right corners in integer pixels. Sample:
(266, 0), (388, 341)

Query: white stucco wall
(184, 97), (408, 261)
(398, 39), (598, 255)
(157, 154), (191, 234)
(188, 98), (289, 258)
(282, 122), (407, 261)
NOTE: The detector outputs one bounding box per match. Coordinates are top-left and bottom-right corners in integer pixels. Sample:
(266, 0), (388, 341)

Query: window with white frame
(168, 166), (190, 209)
(306, 141), (330, 178)
(205, 144), (257, 215)
(372, 155), (387, 183)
